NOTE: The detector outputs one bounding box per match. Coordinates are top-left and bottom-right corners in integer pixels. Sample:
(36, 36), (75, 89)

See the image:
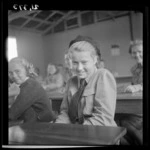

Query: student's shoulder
(56, 72), (64, 78)
(96, 68), (114, 78)
(96, 69), (116, 86)
(131, 63), (138, 73)
(26, 77), (42, 88)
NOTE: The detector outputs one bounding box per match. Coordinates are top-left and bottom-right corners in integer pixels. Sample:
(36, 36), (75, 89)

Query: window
(7, 37), (18, 61)
(81, 11), (94, 26)
(66, 17), (78, 27)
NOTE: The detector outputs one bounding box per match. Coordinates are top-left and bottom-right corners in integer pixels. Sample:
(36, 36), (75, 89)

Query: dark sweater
(9, 78), (55, 122)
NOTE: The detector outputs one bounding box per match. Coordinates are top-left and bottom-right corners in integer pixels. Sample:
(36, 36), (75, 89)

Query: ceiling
(8, 10), (131, 36)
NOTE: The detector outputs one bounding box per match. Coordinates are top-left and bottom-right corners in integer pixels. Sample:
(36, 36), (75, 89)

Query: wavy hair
(129, 40), (143, 54)
(9, 57), (38, 78)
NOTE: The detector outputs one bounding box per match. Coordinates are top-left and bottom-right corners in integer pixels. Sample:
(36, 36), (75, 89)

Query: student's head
(97, 59), (105, 69)
(47, 63), (57, 75)
(68, 35), (99, 79)
(9, 57), (37, 85)
(129, 40), (143, 64)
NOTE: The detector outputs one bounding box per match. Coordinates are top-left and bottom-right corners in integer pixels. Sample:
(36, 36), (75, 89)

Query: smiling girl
(9, 57), (56, 123)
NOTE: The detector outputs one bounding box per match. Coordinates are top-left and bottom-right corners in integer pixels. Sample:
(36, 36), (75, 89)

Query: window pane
(7, 37), (18, 61)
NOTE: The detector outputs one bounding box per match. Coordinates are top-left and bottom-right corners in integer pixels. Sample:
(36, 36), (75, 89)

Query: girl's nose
(77, 63), (83, 70)
(12, 72), (17, 79)
(135, 52), (140, 58)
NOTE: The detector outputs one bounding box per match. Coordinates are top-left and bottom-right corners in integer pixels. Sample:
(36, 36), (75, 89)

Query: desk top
(47, 91), (142, 100)
(9, 122), (126, 145)
(117, 92), (142, 100)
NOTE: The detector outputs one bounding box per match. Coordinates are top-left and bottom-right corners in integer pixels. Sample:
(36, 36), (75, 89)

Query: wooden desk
(117, 92), (142, 100)
(9, 122), (126, 145)
(47, 92), (142, 114)
(116, 92), (142, 114)
(48, 92), (142, 100)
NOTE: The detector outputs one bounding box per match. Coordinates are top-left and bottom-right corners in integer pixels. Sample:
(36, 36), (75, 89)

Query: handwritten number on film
(13, 4), (39, 11)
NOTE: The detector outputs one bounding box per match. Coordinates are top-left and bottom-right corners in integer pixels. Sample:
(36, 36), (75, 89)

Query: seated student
(9, 57), (56, 123)
(55, 35), (117, 126)
(115, 40), (143, 145)
(42, 63), (65, 93)
(124, 40), (143, 93)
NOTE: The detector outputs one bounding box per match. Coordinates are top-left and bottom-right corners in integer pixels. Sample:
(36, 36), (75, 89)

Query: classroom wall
(8, 29), (46, 76)
(8, 12), (142, 78)
(42, 13), (142, 77)
(132, 12), (143, 40)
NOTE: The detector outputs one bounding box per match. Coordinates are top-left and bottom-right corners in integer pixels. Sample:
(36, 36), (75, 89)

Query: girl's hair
(68, 35), (101, 63)
(129, 40), (143, 54)
(9, 57), (38, 78)
(64, 50), (73, 69)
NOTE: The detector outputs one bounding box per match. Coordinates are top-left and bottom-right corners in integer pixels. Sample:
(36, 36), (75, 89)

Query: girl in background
(124, 40), (143, 93)
(42, 63), (65, 93)
(9, 57), (56, 123)
(116, 40), (143, 145)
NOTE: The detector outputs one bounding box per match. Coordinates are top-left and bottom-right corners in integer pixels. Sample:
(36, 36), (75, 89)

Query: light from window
(7, 37), (18, 61)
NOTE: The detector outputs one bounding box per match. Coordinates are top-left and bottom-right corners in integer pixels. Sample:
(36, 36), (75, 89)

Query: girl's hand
(124, 84), (142, 93)
(124, 85), (136, 93)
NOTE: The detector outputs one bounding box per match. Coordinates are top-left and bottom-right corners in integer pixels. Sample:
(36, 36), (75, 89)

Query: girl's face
(71, 50), (97, 79)
(9, 63), (27, 85)
(131, 44), (143, 64)
(47, 64), (56, 75)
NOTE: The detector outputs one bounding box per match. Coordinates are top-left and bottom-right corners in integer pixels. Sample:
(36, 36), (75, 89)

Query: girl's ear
(93, 56), (98, 65)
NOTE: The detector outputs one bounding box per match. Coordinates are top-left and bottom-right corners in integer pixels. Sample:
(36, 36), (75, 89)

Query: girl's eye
(132, 52), (136, 55)
(138, 51), (142, 54)
(9, 72), (13, 76)
(81, 61), (88, 65)
(15, 70), (20, 74)
(82, 62), (87, 65)
(73, 62), (78, 65)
